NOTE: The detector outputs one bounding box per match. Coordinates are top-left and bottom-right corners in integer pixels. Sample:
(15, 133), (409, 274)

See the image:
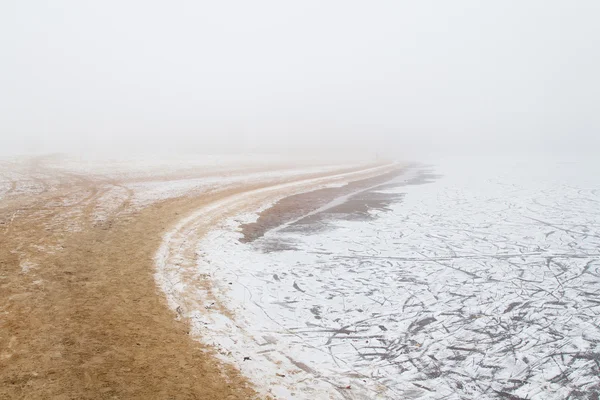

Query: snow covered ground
(191, 156), (600, 399)
(0, 154), (360, 227)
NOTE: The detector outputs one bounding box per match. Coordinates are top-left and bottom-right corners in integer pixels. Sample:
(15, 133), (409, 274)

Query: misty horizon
(2, 4), (600, 397)
(1, 1), (599, 159)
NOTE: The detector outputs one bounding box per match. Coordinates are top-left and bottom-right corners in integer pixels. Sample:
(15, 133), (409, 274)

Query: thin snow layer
(194, 158), (600, 399)
(155, 164), (400, 399)
(128, 165), (353, 207)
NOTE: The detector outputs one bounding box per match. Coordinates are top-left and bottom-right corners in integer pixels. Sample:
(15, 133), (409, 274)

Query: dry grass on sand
(0, 159), (388, 399)
(0, 176), (260, 399)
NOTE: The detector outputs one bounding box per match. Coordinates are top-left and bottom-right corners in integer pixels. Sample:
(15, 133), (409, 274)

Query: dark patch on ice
(287, 191), (405, 226)
(293, 281), (305, 293)
(310, 305), (322, 319)
(503, 302), (521, 313)
(408, 317), (437, 334)
(247, 165), (441, 253)
(287, 167), (440, 229)
(239, 166), (410, 243)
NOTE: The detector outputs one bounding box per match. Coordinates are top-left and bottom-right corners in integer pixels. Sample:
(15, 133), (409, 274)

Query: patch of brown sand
(1, 189), (257, 399)
(0, 162), (378, 400)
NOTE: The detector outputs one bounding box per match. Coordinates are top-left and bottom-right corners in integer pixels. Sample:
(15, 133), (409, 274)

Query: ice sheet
(193, 158), (600, 399)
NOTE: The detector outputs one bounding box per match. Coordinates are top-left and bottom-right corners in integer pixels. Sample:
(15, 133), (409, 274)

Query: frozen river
(195, 157), (600, 399)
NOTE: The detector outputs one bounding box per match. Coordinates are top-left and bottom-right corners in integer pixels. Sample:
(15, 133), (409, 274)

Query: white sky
(1, 1), (599, 158)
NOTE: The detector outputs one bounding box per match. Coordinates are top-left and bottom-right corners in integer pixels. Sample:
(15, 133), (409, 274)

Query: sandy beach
(0, 155), (393, 399)
(2, 155), (600, 399)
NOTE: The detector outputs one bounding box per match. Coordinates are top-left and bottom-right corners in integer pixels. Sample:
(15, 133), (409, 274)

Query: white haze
(1, 1), (599, 159)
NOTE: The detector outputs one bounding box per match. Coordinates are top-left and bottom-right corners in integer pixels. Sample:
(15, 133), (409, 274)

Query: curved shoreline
(0, 157), (392, 399)
(154, 162), (401, 398)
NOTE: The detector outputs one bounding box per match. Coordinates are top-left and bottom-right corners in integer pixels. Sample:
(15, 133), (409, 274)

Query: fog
(1, 1), (599, 159)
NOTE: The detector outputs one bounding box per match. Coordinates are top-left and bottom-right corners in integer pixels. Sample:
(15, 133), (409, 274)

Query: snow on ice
(193, 157), (600, 399)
